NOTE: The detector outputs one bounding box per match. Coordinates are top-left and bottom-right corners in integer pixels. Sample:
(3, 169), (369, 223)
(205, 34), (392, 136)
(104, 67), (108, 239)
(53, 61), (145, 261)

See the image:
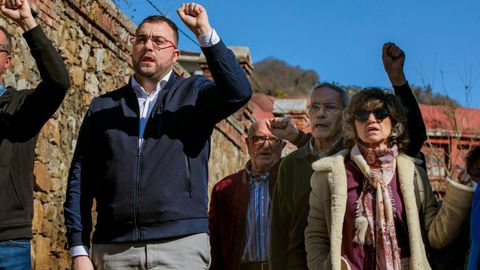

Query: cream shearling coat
(305, 150), (474, 270)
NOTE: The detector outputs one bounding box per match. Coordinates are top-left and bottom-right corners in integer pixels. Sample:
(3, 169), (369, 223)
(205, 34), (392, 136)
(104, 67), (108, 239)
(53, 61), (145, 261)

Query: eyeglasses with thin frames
(130, 34), (176, 51)
(354, 108), (389, 122)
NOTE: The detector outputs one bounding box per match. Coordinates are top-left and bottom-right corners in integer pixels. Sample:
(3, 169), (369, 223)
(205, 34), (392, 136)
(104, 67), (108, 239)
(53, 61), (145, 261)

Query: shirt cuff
(197, 29), (220, 47)
(70, 245), (89, 257)
(446, 177), (476, 192)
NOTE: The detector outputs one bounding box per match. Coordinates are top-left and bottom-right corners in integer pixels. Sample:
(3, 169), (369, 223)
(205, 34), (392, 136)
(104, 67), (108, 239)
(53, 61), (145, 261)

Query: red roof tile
(250, 93), (275, 119)
(419, 104), (480, 135)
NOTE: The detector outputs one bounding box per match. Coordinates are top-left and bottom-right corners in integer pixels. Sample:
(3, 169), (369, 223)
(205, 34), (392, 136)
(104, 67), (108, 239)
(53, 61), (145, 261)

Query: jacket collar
(396, 153), (425, 267)
(122, 72), (179, 116)
(130, 69), (173, 97)
(245, 161), (270, 184)
(243, 159), (281, 196)
(295, 141), (316, 159)
(296, 136), (343, 160)
(311, 149), (418, 191)
(0, 84), (6, 97)
(0, 87), (15, 108)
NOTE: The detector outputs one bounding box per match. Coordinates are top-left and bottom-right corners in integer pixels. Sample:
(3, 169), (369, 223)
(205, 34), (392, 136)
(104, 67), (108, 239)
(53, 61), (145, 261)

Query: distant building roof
(273, 99), (308, 114)
(420, 104), (480, 137)
(250, 93), (274, 119)
(178, 50), (201, 75)
(178, 46), (253, 76)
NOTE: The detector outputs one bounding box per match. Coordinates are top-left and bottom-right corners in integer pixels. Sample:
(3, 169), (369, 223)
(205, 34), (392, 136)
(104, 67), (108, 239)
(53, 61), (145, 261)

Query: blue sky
(116, 1), (480, 108)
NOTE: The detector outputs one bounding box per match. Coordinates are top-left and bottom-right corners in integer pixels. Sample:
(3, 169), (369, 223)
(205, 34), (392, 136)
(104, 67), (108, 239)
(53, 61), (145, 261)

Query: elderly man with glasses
(64, 3), (251, 270)
(269, 43), (427, 270)
(0, 0), (70, 269)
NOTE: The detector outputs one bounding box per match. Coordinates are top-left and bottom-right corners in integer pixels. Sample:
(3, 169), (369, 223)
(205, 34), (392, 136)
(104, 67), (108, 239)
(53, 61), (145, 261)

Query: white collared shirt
(131, 71), (171, 147)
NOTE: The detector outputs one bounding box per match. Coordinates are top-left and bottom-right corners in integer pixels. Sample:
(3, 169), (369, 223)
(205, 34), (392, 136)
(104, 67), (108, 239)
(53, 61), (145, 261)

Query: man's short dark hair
(312, 82), (349, 107)
(137, 16), (179, 46)
(0, 25), (12, 54)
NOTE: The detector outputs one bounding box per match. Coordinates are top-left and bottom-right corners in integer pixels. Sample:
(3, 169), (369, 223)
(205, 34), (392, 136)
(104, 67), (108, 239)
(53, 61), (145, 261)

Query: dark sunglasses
(354, 108), (389, 122)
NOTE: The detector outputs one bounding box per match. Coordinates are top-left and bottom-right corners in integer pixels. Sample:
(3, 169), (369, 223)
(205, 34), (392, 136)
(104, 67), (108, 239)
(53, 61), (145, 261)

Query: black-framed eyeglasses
(250, 135), (283, 148)
(354, 108), (389, 122)
(308, 103), (341, 114)
(0, 43), (9, 54)
(130, 34), (177, 51)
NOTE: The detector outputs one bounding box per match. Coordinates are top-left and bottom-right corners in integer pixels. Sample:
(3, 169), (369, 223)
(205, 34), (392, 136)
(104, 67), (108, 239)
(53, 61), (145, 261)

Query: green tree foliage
(411, 84), (459, 106)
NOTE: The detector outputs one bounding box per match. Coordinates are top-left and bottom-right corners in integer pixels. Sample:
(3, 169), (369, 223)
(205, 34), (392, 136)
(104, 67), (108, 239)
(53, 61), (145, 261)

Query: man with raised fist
(64, 2), (251, 269)
(0, 0), (70, 268)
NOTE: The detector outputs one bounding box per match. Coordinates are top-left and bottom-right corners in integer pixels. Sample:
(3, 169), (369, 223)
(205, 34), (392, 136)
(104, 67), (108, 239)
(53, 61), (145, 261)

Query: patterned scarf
(351, 143), (401, 270)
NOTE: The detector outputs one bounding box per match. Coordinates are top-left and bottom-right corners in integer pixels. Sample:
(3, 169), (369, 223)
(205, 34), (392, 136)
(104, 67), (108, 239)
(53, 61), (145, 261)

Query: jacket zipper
(133, 98), (148, 241)
(184, 156), (192, 198)
(370, 244), (375, 270)
(133, 143), (142, 240)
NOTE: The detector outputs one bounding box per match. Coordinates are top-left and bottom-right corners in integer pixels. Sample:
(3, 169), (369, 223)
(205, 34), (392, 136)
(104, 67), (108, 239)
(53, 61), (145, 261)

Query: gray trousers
(91, 233), (210, 270)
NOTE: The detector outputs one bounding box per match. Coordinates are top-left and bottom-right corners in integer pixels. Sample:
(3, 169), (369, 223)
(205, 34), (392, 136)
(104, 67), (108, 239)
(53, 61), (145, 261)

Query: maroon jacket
(209, 161), (278, 270)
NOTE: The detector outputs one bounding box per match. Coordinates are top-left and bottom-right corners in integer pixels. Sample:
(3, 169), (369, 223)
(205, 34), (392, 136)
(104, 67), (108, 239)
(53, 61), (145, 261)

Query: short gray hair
(311, 82), (349, 107)
(0, 25), (12, 54)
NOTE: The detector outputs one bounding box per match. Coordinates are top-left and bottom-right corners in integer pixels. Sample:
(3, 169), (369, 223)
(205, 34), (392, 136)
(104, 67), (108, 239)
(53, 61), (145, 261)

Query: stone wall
(1, 0), (251, 268)
(208, 107), (254, 192)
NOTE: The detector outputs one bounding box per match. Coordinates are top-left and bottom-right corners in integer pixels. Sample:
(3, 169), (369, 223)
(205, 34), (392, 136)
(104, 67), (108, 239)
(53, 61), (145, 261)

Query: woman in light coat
(305, 89), (474, 270)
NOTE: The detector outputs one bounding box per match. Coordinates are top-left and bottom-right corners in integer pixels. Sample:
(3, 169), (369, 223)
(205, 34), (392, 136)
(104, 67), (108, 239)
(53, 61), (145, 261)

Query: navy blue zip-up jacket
(64, 40), (252, 247)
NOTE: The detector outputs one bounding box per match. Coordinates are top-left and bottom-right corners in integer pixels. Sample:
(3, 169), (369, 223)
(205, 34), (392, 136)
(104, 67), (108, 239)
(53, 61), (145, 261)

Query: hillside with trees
(251, 57), (459, 106)
(250, 58), (319, 98)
